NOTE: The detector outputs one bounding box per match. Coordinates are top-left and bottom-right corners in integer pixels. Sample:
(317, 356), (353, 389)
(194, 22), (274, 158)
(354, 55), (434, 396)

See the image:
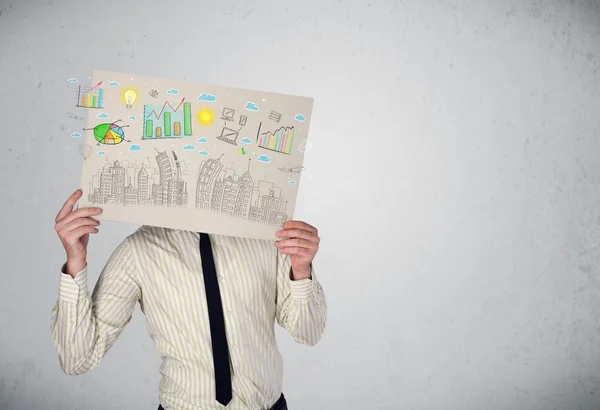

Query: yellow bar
(156, 127), (162, 137)
(87, 94), (92, 107)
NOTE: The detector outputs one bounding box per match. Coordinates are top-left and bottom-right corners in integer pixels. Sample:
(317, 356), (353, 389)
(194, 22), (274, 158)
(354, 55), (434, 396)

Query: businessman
(50, 189), (327, 410)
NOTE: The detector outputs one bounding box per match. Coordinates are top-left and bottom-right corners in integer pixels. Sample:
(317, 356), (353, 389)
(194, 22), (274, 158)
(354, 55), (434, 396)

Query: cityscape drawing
(195, 156), (289, 227)
(143, 98), (192, 139)
(87, 149), (188, 207)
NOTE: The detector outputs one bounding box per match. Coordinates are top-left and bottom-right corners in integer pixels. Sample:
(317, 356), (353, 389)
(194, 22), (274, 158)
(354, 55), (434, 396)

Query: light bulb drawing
(125, 90), (137, 108)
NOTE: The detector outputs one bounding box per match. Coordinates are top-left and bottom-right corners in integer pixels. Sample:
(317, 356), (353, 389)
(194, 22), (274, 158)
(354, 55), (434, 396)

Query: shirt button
(219, 275), (224, 280)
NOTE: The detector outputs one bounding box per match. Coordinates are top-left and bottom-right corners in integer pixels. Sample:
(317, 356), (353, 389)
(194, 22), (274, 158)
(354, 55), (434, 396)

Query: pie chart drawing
(84, 120), (129, 145)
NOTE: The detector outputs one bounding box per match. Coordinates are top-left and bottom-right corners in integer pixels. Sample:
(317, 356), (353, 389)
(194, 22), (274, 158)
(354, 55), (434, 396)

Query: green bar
(145, 119), (153, 138)
(183, 102), (192, 136)
(164, 112), (171, 136)
(92, 95), (97, 108)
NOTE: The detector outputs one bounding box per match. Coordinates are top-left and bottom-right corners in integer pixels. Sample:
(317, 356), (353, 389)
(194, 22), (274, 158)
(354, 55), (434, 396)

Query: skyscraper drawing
(196, 154), (224, 210)
(137, 165), (149, 204)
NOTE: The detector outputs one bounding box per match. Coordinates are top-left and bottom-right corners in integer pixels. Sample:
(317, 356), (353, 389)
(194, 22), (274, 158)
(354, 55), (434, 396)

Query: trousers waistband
(158, 393), (287, 410)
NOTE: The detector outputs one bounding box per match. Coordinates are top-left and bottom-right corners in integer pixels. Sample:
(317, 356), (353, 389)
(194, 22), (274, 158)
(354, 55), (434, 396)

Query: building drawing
(195, 156), (288, 226)
(88, 149), (188, 207)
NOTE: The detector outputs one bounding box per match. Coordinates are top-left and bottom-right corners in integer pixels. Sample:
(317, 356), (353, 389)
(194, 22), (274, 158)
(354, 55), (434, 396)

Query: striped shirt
(50, 225), (327, 409)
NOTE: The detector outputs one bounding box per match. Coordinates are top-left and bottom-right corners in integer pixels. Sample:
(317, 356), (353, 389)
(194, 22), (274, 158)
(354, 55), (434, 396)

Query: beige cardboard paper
(77, 70), (313, 240)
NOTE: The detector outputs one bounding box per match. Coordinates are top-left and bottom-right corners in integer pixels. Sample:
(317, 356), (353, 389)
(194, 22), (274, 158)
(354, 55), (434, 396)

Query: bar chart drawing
(76, 82), (105, 109)
(142, 98), (192, 140)
(255, 122), (295, 155)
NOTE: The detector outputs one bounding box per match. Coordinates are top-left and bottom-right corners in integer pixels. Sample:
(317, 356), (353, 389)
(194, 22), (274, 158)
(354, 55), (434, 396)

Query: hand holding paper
(275, 220), (320, 280)
(54, 189), (102, 277)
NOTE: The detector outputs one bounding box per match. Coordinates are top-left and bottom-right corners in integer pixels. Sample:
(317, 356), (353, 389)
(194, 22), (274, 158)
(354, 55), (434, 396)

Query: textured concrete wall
(1, 0), (599, 409)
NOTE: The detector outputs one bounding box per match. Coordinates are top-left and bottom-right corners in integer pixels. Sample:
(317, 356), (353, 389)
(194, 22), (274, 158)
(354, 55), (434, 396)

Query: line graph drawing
(256, 122), (295, 155)
(143, 98), (192, 139)
(195, 156), (288, 226)
(76, 81), (104, 109)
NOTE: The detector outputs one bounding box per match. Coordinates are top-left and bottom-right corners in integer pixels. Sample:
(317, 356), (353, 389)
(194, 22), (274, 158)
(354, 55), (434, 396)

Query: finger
(61, 217), (100, 235)
(63, 226), (99, 245)
(275, 238), (317, 249)
(55, 189), (82, 223)
(56, 207), (102, 230)
(276, 228), (319, 243)
(279, 246), (312, 257)
(282, 220), (317, 234)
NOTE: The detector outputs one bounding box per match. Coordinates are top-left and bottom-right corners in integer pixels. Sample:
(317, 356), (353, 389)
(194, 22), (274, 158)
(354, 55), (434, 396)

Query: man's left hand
(275, 220), (320, 280)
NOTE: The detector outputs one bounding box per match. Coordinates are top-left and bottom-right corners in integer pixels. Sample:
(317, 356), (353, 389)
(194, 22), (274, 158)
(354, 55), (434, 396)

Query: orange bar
(81, 95), (85, 107)
(156, 127), (162, 137)
(174, 122), (181, 136)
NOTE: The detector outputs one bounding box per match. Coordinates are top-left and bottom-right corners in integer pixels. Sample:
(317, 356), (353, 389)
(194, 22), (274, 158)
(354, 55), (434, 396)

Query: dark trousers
(158, 393), (287, 410)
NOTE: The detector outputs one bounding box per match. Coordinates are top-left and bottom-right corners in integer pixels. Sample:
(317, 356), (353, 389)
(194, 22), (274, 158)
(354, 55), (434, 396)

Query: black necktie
(198, 232), (232, 406)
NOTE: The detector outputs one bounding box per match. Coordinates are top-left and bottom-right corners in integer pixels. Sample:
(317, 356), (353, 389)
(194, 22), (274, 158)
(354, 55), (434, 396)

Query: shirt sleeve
(275, 252), (327, 346)
(50, 237), (141, 375)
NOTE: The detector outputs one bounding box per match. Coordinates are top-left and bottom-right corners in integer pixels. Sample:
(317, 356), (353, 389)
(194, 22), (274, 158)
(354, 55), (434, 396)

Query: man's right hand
(54, 189), (102, 277)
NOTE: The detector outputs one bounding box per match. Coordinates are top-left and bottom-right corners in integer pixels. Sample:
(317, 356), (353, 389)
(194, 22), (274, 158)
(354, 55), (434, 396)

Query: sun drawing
(198, 108), (214, 125)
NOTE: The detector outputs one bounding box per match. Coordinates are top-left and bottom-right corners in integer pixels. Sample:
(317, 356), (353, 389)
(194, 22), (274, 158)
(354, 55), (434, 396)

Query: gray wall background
(1, 0), (599, 409)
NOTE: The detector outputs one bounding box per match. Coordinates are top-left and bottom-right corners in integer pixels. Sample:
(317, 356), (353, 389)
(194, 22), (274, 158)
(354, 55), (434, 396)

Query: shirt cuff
(289, 264), (317, 300)
(59, 262), (89, 304)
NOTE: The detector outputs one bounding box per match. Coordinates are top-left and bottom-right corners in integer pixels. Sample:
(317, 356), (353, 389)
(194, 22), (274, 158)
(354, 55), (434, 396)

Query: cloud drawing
(68, 78), (77, 83)
(198, 93), (216, 102)
(128, 115), (136, 120)
(240, 137), (252, 144)
(96, 112), (109, 119)
(197, 137), (208, 143)
(97, 151), (105, 155)
(257, 155), (271, 163)
(109, 81), (119, 87)
(166, 88), (179, 95)
(198, 150), (209, 156)
(71, 132), (81, 138)
(245, 101), (259, 111)
(129, 144), (141, 151)
(182, 144), (195, 150)
(289, 180), (296, 185)
(294, 114), (306, 122)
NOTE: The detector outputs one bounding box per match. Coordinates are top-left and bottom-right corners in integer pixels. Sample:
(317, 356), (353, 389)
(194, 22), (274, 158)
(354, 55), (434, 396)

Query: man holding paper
(50, 188), (327, 410)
